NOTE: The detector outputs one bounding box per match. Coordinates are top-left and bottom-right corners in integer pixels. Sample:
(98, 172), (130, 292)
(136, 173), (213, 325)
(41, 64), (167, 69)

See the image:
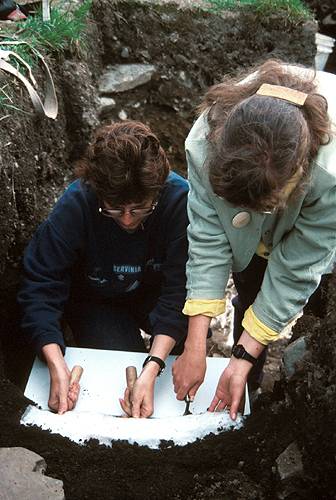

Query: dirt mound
(1, 275), (335, 499)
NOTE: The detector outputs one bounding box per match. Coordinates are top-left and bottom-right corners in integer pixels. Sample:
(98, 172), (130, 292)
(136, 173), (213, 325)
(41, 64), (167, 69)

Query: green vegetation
(20, 0), (92, 53)
(0, 0), (92, 113)
(0, 84), (27, 114)
(205, 0), (313, 22)
(0, 0), (92, 68)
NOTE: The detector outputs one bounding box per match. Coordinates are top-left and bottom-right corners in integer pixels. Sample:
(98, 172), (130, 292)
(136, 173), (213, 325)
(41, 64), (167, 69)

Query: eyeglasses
(99, 201), (158, 219)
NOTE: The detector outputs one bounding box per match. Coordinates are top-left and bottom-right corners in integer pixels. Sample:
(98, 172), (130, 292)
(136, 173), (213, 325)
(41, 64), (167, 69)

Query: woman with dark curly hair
(18, 121), (189, 418)
(173, 60), (336, 419)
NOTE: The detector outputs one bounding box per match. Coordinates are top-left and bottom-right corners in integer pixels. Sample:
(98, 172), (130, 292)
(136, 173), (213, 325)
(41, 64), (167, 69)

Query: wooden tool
(118, 366), (138, 417)
(126, 366), (137, 392)
(69, 365), (84, 385)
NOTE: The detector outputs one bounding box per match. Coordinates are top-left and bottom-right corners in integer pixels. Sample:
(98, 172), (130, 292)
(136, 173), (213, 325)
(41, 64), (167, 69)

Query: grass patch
(20, 0), (92, 53)
(205, 0), (313, 22)
(0, 84), (30, 114)
(0, 0), (92, 68)
(0, 0), (92, 114)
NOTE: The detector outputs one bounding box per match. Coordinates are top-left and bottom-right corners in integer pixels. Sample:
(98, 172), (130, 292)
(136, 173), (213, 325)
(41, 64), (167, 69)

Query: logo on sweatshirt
(113, 264), (142, 274)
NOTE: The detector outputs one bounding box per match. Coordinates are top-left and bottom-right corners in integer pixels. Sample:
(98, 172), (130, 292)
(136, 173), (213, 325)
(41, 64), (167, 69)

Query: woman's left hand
(208, 357), (251, 420)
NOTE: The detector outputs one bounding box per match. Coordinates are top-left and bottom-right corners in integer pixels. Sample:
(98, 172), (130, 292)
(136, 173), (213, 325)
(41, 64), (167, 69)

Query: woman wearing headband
(172, 59), (336, 419)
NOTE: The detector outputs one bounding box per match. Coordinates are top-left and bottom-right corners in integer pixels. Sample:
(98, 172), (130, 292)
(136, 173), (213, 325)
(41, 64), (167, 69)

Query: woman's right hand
(42, 343), (80, 415)
(172, 315), (209, 401)
(172, 346), (206, 401)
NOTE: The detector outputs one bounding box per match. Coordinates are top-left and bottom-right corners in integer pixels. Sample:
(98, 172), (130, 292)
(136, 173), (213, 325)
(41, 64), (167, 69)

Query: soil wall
(0, 0), (316, 377)
(2, 2), (335, 499)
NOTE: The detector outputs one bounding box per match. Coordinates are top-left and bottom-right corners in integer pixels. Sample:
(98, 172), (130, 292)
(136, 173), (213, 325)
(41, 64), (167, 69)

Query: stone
(97, 96), (116, 115)
(121, 47), (130, 58)
(276, 442), (303, 481)
(283, 337), (307, 378)
(118, 110), (128, 120)
(0, 447), (64, 499)
(98, 64), (156, 94)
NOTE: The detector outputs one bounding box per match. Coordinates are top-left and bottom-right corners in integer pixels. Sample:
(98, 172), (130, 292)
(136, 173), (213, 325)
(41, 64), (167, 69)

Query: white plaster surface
(21, 406), (245, 449)
(21, 348), (249, 448)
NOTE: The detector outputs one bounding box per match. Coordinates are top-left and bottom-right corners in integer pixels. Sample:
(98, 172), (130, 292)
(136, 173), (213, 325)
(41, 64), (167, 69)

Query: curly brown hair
(201, 59), (331, 211)
(75, 121), (170, 205)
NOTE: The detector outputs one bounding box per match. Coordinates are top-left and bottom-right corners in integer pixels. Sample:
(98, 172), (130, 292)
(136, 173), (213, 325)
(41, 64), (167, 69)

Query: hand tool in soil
(183, 394), (193, 416)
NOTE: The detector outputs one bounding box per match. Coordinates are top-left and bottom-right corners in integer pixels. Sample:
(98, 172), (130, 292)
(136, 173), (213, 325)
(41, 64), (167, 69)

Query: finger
(188, 383), (201, 400)
(124, 387), (131, 406)
(176, 388), (188, 401)
(140, 400), (153, 418)
(48, 398), (59, 413)
(68, 382), (80, 402)
(67, 391), (79, 407)
(140, 407), (152, 418)
(119, 398), (132, 416)
(131, 397), (141, 418)
(121, 387), (132, 415)
(208, 395), (221, 412)
(214, 400), (228, 412)
(175, 380), (193, 400)
(58, 392), (68, 415)
(229, 379), (245, 421)
(68, 391), (79, 404)
(230, 392), (243, 421)
(67, 396), (75, 411)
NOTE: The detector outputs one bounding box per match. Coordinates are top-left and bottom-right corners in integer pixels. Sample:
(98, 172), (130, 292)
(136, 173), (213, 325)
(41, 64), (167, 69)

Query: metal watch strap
(142, 355), (166, 376)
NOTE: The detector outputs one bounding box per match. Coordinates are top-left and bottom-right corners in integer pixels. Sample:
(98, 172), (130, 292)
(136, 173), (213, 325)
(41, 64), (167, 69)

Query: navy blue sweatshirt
(18, 171), (189, 354)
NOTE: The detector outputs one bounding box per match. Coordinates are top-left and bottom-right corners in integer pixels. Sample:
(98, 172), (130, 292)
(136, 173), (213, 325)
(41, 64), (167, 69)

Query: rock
(97, 96), (116, 115)
(98, 64), (156, 94)
(276, 441), (303, 481)
(121, 47), (130, 58)
(283, 337), (307, 378)
(118, 109), (128, 120)
(0, 447), (64, 499)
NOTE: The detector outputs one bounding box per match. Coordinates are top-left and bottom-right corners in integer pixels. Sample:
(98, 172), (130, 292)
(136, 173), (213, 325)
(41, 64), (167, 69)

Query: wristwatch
(142, 355), (166, 376)
(232, 344), (258, 366)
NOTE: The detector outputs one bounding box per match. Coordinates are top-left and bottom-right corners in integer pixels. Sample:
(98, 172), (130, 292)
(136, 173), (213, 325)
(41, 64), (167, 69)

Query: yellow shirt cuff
(183, 299), (226, 318)
(242, 306), (279, 345)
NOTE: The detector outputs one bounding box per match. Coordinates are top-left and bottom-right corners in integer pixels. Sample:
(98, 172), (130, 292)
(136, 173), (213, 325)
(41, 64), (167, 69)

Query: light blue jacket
(185, 69), (336, 334)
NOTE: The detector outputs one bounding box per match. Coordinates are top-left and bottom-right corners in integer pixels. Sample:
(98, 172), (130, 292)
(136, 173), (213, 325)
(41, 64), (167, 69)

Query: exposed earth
(0, 1), (336, 498)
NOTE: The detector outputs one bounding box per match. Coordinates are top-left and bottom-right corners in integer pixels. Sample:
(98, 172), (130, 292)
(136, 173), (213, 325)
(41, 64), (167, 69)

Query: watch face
(233, 344), (245, 358)
(232, 344), (257, 365)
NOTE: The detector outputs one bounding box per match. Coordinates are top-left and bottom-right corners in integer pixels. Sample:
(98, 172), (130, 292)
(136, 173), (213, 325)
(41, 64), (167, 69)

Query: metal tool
(183, 394), (193, 416)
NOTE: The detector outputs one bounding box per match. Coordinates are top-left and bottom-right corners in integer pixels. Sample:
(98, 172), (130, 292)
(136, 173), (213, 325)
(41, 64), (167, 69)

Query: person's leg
(232, 254), (268, 389)
(65, 301), (147, 352)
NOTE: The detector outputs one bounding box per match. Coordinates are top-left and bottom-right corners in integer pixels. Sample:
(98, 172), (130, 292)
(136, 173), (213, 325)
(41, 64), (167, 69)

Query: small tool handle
(69, 365), (84, 385)
(126, 366), (137, 391)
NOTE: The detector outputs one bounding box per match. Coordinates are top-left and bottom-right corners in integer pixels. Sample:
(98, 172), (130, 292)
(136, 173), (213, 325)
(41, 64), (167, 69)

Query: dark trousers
(66, 301), (148, 352)
(232, 254), (330, 389)
(64, 296), (185, 355)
